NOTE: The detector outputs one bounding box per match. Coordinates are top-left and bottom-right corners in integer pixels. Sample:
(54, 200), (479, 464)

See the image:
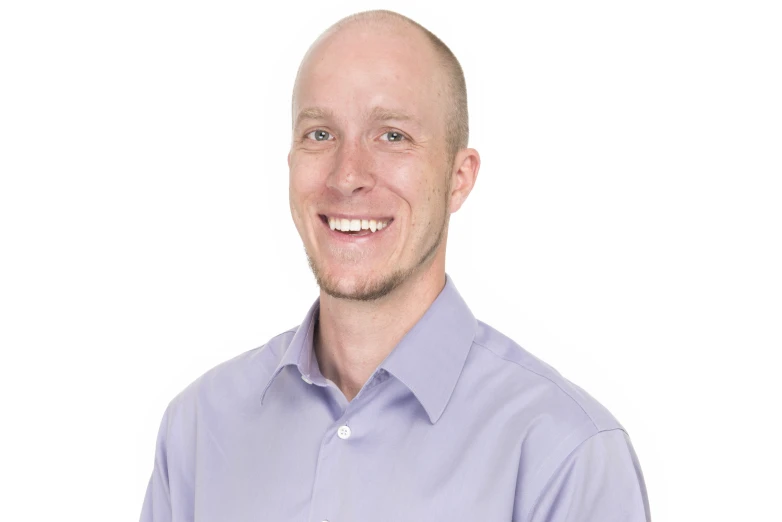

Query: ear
(448, 148), (481, 213)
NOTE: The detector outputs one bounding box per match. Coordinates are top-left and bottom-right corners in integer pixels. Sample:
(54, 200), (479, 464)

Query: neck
(314, 255), (446, 402)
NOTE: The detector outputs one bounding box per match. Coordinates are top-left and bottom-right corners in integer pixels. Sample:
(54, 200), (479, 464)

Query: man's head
(288, 10), (480, 301)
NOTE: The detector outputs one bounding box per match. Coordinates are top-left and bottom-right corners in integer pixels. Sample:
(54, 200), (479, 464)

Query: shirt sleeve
(140, 407), (172, 522)
(525, 428), (651, 522)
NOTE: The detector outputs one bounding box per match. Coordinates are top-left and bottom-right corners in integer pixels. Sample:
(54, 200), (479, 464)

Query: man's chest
(180, 390), (523, 522)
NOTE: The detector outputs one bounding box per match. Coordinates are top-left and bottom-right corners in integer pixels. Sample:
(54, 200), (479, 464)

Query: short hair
(308, 10), (469, 161)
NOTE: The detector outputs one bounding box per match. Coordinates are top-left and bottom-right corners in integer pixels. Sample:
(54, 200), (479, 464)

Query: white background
(1, 1), (780, 520)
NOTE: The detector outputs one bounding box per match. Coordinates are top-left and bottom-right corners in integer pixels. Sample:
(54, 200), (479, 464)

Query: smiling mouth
(319, 215), (393, 235)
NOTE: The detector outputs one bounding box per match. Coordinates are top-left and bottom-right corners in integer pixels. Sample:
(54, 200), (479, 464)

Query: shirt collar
(260, 274), (477, 424)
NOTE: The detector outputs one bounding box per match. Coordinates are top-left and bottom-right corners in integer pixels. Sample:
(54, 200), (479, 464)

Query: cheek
(288, 159), (320, 231)
(290, 155), (328, 199)
(393, 169), (442, 237)
(406, 165), (447, 211)
(383, 159), (430, 199)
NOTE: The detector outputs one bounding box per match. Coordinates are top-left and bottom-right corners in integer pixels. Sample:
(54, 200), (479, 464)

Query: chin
(307, 256), (406, 302)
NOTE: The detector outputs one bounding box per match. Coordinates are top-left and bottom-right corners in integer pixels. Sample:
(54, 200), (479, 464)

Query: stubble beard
(306, 204), (449, 302)
(306, 219), (446, 301)
(305, 163), (454, 302)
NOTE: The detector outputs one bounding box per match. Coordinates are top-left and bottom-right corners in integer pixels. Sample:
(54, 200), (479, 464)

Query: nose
(326, 139), (376, 197)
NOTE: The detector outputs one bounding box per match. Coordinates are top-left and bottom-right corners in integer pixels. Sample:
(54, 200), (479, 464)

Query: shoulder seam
(253, 326), (299, 356)
(268, 326), (298, 343)
(169, 326), (300, 408)
(471, 339), (599, 432)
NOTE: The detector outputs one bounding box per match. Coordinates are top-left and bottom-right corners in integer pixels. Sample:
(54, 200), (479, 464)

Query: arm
(524, 428), (651, 522)
(140, 407), (172, 522)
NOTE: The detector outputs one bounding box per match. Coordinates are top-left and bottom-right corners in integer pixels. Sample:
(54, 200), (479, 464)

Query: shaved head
(288, 8), (481, 302)
(293, 10), (469, 160)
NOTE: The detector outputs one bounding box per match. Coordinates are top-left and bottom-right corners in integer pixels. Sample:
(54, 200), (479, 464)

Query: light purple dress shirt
(141, 275), (651, 521)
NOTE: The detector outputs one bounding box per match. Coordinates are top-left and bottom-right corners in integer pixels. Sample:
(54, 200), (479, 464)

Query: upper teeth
(328, 217), (390, 232)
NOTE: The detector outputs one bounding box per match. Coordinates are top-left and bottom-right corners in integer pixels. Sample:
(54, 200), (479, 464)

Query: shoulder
(469, 319), (623, 433)
(162, 326), (298, 427)
(464, 320), (631, 499)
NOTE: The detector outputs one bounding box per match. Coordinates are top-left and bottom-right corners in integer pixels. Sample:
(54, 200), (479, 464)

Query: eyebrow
(293, 106), (421, 130)
(367, 106), (417, 123)
(294, 107), (334, 129)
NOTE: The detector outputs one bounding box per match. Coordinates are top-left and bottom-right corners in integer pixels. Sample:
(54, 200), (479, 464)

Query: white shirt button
(301, 374), (313, 384)
(337, 425), (351, 439)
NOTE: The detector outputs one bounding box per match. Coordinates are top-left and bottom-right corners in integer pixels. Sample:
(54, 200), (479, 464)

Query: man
(141, 9), (651, 522)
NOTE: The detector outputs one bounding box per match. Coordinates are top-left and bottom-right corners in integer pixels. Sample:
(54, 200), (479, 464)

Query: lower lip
(319, 216), (393, 243)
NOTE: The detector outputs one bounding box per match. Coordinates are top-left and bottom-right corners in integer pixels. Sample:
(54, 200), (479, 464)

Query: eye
(306, 129), (333, 141)
(381, 131), (406, 142)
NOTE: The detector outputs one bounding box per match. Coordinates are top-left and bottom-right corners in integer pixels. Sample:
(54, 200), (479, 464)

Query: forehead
(293, 23), (446, 128)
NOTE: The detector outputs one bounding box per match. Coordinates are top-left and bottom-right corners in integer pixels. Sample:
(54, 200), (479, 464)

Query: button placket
(311, 370), (393, 520)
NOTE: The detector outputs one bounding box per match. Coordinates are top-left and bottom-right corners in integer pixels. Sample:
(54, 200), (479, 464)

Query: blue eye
(307, 130), (332, 141)
(383, 131), (405, 142)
